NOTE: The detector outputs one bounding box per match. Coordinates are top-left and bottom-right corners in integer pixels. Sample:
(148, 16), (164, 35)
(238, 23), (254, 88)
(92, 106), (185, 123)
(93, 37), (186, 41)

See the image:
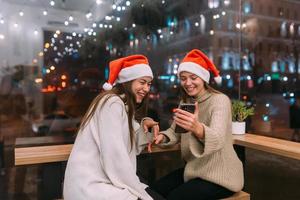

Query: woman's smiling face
(179, 71), (205, 97)
(131, 76), (152, 103)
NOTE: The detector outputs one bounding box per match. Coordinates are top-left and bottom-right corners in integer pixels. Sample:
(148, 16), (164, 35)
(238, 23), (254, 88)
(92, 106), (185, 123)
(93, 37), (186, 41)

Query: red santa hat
(178, 49), (222, 84)
(103, 55), (153, 90)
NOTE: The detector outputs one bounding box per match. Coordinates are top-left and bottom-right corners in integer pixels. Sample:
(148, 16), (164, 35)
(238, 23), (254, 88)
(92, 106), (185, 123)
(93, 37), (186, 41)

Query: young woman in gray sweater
(151, 49), (244, 200)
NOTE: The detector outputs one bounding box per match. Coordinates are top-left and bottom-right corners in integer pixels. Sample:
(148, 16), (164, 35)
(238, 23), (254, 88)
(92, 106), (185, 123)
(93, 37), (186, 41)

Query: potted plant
(232, 100), (254, 134)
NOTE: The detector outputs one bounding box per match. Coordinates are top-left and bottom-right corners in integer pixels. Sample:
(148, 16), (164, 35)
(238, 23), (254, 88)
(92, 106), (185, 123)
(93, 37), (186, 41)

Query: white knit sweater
(63, 95), (153, 200)
(160, 92), (244, 192)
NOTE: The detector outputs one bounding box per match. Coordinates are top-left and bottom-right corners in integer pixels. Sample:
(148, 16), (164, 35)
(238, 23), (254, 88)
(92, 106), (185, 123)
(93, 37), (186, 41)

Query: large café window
(1, 0), (300, 148)
(0, 0), (300, 199)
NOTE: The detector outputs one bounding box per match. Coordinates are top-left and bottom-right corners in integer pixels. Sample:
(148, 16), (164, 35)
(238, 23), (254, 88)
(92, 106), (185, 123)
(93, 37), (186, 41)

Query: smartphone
(174, 103), (196, 133)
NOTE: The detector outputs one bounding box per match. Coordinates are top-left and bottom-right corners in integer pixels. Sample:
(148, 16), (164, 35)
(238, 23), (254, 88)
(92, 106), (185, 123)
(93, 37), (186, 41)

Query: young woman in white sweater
(151, 49), (244, 200)
(64, 55), (165, 200)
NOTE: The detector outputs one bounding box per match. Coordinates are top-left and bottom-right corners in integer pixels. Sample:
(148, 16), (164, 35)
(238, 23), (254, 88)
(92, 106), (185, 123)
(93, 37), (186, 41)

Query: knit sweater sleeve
(157, 122), (181, 148)
(95, 97), (152, 200)
(193, 94), (231, 158)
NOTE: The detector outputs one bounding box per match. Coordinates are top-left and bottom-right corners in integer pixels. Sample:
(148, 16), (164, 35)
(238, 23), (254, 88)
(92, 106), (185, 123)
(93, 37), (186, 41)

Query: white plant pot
(232, 122), (246, 135)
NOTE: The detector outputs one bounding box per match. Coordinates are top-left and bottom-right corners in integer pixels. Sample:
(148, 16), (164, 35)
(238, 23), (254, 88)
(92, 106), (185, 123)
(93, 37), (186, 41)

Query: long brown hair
(79, 82), (148, 150)
(180, 82), (221, 103)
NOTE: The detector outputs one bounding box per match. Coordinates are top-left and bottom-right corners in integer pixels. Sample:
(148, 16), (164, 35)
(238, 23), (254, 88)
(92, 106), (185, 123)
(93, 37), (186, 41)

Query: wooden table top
(14, 133), (300, 166)
(233, 134), (300, 160)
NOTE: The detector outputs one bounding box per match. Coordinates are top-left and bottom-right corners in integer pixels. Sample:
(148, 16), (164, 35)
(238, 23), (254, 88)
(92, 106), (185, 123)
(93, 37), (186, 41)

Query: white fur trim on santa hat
(214, 76), (222, 85)
(178, 62), (210, 83)
(102, 82), (113, 90)
(117, 63), (153, 83)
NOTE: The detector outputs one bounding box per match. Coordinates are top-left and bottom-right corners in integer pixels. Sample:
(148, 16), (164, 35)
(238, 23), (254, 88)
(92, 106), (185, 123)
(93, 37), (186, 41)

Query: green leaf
(232, 100), (255, 122)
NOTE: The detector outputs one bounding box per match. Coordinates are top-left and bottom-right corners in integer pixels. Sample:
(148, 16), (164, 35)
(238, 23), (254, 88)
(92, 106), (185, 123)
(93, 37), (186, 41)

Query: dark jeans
(150, 168), (234, 200)
(140, 187), (166, 200)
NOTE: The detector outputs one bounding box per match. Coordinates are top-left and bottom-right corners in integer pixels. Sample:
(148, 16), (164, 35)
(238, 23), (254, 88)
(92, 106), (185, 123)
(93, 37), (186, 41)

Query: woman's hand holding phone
(173, 102), (204, 138)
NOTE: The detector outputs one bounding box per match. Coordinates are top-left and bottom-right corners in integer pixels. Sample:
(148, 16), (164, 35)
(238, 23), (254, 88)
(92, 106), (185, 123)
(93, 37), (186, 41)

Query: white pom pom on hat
(177, 49), (222, 85)
(102, 55), (153, 90)
(102, 82), (113, 91)
(214, 76), (222, 85)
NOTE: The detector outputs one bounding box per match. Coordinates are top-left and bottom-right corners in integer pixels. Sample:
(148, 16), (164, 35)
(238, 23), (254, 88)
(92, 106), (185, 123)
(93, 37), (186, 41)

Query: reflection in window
(229, 57), (234, 69)
(228, 16), (233, 30)
(279, 60), (286, 72)
(208, 0), (220, 9)
(278, 7), (284, 17)
(184, 19), (191, 34)
(227, 79), (234, 88)
(167, 60), (172, 74)
(242, 56), (251, 71)
(217, 20), (222, 30)
(224, 0), (230, 6)
(289, 23), (295, 36)
(218, 56), (222, 67)
(222, 52), (230, 70)
(280, 22), (287, 37)
(247, 77), (254, 88)
(104, 67), (109, 79)
(200, 15), (206, 34)
(288, 58), (295, 73)
(234, 54), (240, 70)
(152, 34), (158, 48)
(271, 61), (279, 72)
(243, 2), (252, 14)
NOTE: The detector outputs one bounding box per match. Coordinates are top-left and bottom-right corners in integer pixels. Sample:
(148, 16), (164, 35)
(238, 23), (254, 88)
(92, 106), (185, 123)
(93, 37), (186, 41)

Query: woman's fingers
(152, 124), (159, 138)
(147, 143), (152, 153)
(176, 109), (194, 118)
(143, 119), (159, 133)
(174, 112), (197, 132)
(174, 116), (191, 129)
(174, 111), (195, 123)
(154, 134), (164, 144)
(143, 124), (148, 133)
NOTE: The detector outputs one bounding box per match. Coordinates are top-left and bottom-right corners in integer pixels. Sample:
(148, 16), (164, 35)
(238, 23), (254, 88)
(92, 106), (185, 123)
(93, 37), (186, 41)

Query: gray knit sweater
(160, 91), (244, 192)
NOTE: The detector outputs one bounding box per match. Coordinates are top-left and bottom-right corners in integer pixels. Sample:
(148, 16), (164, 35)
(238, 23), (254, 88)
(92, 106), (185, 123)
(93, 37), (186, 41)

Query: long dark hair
(180, 82), (221, 103)
(79, 82), (149, 150)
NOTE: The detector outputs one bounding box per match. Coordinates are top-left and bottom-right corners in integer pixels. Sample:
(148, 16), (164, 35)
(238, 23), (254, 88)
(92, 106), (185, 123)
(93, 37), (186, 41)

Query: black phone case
(175, 104), (196, 133)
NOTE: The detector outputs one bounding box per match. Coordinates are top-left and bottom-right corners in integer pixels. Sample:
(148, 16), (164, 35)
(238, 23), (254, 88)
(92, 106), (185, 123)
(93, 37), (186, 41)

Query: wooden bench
(222, 191), (250, 200)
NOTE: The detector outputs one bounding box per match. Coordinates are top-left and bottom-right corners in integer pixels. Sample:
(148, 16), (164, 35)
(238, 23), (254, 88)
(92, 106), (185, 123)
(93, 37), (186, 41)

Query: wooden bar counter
(14, 134), (300, 166)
